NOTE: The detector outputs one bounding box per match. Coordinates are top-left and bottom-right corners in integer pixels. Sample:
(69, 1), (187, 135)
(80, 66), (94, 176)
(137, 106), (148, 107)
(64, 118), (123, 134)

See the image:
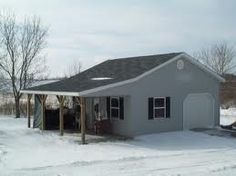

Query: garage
(183, 93), (215, 130)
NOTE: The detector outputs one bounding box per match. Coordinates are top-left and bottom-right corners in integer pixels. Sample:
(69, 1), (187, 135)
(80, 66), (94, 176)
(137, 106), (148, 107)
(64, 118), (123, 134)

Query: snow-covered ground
(0, 111), (236, 176)
(220, 108), (236, 125)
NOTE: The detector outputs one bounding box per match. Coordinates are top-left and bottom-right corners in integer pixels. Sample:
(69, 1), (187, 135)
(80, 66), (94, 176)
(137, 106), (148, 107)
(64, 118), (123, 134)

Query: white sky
(0, 0), (235, 77)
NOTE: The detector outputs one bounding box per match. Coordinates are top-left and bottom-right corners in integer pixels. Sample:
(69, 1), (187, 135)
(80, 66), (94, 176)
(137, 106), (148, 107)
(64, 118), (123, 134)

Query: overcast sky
(0, 0), (235, 77)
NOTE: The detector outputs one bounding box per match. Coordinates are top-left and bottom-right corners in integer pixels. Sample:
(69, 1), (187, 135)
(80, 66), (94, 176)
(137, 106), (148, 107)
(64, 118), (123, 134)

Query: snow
(220, 108), (236, 125)
(91, 77), (112, 80)
(0, 111), (236, 175)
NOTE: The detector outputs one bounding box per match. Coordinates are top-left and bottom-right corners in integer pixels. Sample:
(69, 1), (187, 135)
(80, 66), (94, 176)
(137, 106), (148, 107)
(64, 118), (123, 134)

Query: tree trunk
(15, 96), (20, 118)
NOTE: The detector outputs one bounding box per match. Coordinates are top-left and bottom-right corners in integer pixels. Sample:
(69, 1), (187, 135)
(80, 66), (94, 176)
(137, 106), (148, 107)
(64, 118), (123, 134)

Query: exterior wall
(84, 96), (132, 136)
(83, 57), (221, 137)
(109, 96), (132, 136)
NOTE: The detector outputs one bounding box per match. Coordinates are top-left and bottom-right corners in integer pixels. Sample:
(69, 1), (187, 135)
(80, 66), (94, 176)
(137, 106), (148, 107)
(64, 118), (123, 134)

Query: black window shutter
(119, 97), (124, 120)
(106, 97), (110, 119)
(148, 97), (154, 119)
(166, 97), (170, 118)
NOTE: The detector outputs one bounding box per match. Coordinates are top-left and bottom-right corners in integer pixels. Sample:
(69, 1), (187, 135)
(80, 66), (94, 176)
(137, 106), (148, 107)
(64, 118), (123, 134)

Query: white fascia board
(20, 90), (80, 96)
(79, 78), (136, 96)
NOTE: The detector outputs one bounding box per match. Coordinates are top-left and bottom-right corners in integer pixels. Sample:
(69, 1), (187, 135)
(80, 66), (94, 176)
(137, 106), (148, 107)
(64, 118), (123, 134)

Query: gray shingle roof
(25, 52), (183, 93)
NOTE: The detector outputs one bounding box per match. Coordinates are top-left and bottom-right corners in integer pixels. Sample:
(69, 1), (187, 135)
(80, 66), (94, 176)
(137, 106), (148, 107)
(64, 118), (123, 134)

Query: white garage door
(183, 93), (214, 130)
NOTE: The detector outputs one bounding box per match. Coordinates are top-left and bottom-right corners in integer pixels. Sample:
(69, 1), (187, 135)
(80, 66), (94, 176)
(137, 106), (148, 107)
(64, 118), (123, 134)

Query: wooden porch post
(39, 95), (47, 130)
(80, 97), (86, 144)
(27, 94), (32, 128)
(57, 95), (65, 136)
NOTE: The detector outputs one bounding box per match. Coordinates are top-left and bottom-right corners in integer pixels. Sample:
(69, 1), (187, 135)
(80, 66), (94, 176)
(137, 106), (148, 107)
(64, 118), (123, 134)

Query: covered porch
(21, 90), (126, 144)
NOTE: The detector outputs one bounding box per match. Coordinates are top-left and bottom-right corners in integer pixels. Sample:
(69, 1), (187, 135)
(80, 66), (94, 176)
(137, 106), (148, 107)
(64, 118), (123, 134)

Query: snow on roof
(91, 77), (113, 81)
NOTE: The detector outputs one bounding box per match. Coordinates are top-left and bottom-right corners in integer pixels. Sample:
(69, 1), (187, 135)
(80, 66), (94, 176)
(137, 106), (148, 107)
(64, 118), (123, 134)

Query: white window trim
(153, 97), (166, 118)
(110, 97), (120, 120)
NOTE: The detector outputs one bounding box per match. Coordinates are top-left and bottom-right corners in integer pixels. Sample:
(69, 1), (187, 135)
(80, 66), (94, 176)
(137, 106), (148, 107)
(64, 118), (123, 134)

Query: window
(110, 97), (120, 119)
(107, 97), (124, 120)
(154, 97), (166, 118)
(148, 97), (170, 119)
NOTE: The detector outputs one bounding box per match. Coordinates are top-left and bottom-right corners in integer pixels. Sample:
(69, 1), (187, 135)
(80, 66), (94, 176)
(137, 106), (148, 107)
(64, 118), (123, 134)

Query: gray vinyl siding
(86, 56), (220, 137)
(107, 96), (132, 136)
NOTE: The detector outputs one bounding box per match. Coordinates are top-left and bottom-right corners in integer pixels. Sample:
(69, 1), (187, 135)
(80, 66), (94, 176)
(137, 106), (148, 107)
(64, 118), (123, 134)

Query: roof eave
(20, 90), (80, 96)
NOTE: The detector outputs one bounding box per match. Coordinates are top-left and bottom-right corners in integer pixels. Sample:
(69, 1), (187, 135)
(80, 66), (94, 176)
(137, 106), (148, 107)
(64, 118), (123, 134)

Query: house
(21, 52), (224, 140)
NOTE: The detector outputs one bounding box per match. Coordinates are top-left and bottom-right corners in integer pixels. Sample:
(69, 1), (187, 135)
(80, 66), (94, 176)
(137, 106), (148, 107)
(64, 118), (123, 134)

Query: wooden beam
(39, 95), (47, 130)
(57, 95), (65, 136)
(80, 97), (86, 144)
(27, 94), (32, 128)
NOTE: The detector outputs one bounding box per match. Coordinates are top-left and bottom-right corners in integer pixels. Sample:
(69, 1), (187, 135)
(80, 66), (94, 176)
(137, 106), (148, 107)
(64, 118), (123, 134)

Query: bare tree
(195, 42), (236, 75)
(0, 73), (5, 92)
(64, 59), (82, 78)
(0, 12), (48, 118)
